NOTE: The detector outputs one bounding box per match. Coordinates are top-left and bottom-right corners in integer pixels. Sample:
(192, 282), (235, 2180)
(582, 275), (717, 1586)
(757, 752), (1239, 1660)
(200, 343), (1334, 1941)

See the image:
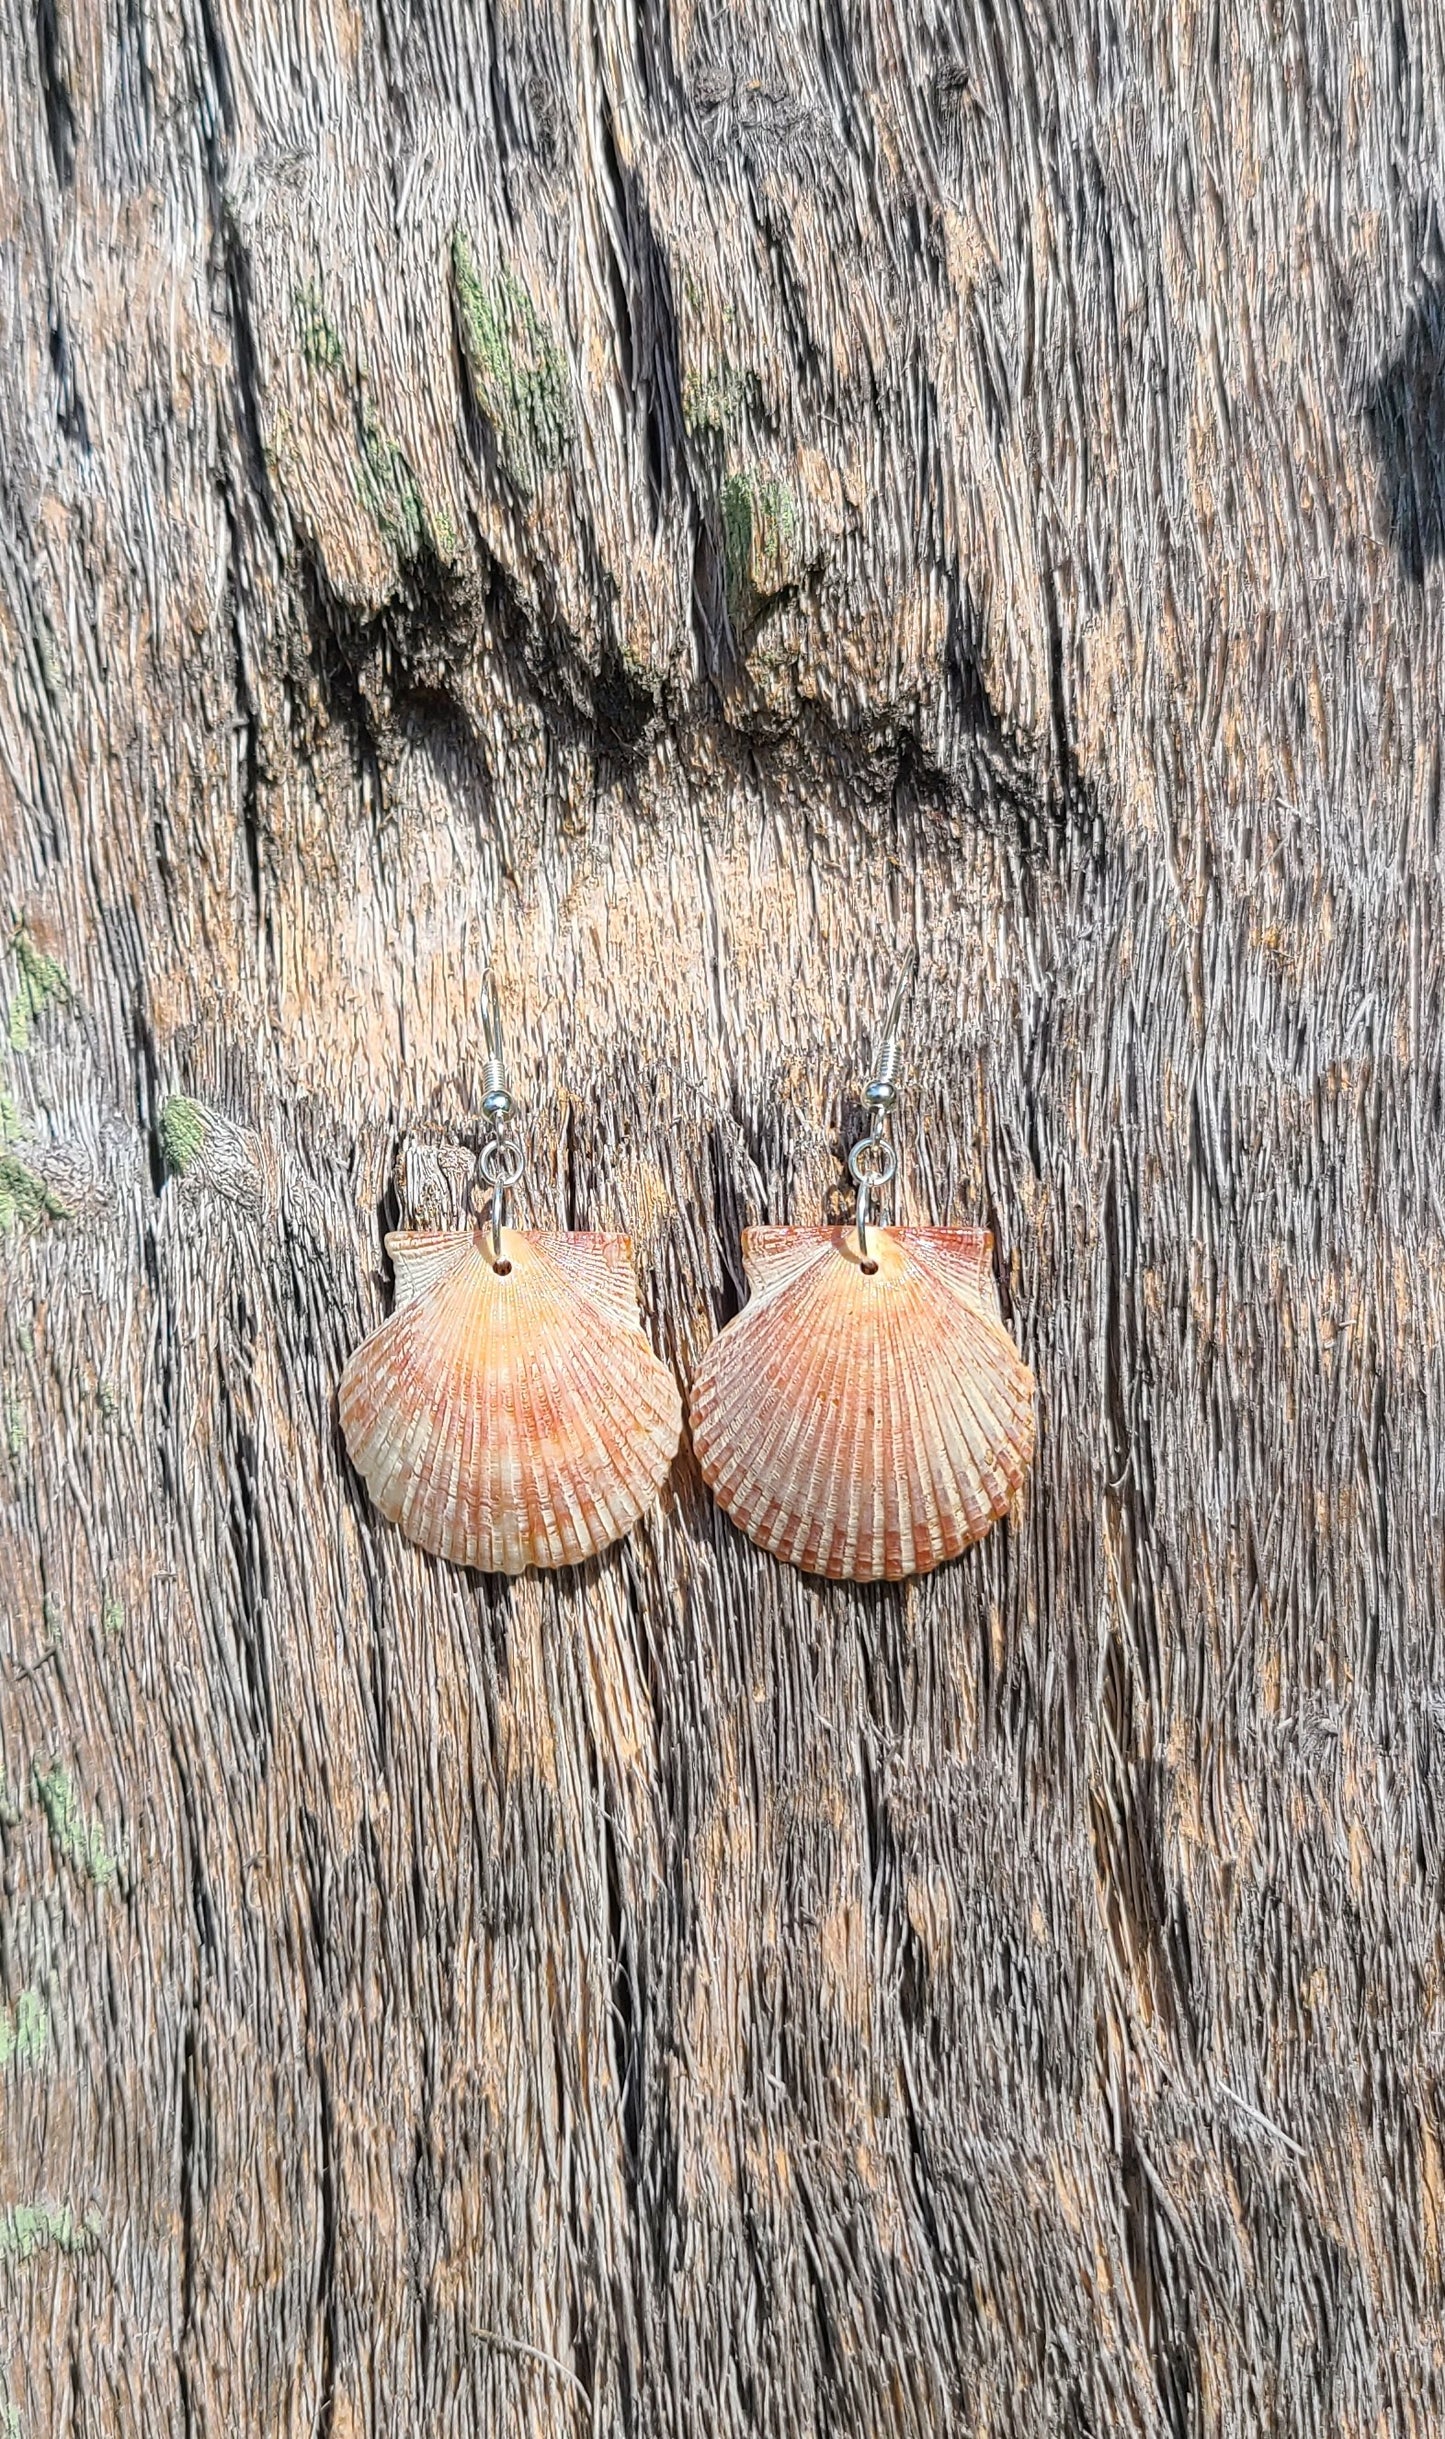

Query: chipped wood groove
(0, 0), (1441, 2432)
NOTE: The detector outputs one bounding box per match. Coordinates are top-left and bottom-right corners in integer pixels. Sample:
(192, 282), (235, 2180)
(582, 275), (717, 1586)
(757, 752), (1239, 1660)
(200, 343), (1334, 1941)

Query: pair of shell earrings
(339, 965), (1036, 1583)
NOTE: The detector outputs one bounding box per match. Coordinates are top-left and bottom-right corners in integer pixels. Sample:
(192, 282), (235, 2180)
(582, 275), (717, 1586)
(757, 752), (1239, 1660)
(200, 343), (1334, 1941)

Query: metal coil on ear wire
(849, 948), (917, 1265)
(467, 982), (523, 1268)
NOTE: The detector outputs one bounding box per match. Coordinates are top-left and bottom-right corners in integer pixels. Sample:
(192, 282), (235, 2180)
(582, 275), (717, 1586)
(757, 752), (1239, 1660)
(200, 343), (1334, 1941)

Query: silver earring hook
(846, 947), (918, 1269)
(468, 979), (524, 1269)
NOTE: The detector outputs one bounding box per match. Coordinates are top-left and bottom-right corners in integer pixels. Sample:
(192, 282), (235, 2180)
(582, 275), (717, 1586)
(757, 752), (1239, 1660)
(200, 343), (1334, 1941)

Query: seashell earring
(689, 954), (1036, 1582)
(340, 988), (682, 1574)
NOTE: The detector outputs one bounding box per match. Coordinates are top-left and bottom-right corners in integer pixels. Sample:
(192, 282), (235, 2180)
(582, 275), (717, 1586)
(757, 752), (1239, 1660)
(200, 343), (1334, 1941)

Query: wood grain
(2, 0), (1443, 2430)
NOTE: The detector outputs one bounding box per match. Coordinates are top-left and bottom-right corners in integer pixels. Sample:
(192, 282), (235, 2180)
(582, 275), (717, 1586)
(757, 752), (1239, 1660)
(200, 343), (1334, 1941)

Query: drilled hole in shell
(492, 1259), (513, 1276)
(860, 1258), (880, 1276)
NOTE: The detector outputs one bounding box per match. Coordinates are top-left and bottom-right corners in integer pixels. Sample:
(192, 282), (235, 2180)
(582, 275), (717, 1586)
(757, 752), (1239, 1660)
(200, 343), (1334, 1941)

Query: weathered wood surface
(3, 0), (1444, 2430)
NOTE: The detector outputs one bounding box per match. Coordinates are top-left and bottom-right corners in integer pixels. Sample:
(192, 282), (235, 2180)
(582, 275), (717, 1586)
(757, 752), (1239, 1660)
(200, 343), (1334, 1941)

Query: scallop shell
(339, 1228), (682, 1573)
(689, 1226), (1035, 1582)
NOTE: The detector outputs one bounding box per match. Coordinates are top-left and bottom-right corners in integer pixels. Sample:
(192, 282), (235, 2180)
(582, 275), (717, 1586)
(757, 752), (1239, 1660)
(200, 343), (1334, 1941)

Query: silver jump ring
(474, 1139), (525, 1190)
(847, 1136), (897, 1189)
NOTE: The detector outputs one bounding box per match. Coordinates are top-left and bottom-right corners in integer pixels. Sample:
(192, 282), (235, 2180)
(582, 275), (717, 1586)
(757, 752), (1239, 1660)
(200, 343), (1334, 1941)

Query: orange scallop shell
(339, 1228), (682, 1573)
(688, 1226), (1035, 1582)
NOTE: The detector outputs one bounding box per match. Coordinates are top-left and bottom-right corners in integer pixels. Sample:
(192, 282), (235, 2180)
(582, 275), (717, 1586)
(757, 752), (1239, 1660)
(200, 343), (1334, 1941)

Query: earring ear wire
(338, 982), (682, 1573)
(469, 979), (523, 1272)
(688, 939), (1034, 1581)
(848, 947), (919, 1269)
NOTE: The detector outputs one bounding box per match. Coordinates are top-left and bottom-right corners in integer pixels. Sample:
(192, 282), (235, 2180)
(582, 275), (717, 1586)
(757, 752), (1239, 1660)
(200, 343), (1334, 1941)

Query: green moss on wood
(286, 290), (452, 567)
(33, 1767), (117, 1890)
(430, 503), (462, 563)
(721, 470), (799, 624)
(0, 1156), (67, 1235)
(0, 1084), (65, 1233)
(683, 364), (753, 439)
(0, 1990), (48, 2072)
(158, 1095), (207, 1175)
(0, 2202), (100, 2263)
(7, 927), (75, 1052)
(294, 282), (345, 375)
(451, 232), (572, 489)
(357, 406), (427, 559)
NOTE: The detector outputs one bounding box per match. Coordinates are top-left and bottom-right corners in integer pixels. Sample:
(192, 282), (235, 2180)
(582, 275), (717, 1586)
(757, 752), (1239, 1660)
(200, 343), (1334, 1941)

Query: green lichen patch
(294, 282), (345, 376)
(0, 1156), (68, 1236)
(451, 232), (572, 489)
(0, 1990), (48, 2072)
(33, 1767), (117, 1890)
(0, 1104), (60, 1235)
(4, 1399), (24, 1463)
(7, 927), (76, 1052)
(683, 363), (753, 439)
(158, 1094), (207, 1175)
(0, 2202), (100, 2263)
(102, 1595), (125, 1642)
(357, 406), (427, 560)
(430, 502), (462, 564)
(721, 470), (800, 628)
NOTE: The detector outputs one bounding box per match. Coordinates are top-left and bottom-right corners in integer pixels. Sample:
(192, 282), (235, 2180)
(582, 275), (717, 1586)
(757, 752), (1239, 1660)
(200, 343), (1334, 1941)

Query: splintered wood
(2, 0), (1444, 2431)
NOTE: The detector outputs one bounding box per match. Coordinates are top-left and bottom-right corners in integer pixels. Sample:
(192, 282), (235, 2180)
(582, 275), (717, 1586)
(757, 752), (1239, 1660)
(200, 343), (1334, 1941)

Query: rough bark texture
(2, 1), (1443, 2431)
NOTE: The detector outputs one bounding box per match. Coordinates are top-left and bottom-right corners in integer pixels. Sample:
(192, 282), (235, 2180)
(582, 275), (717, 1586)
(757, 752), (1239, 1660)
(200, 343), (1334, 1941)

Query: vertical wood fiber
(2, 0), (1443, 2431)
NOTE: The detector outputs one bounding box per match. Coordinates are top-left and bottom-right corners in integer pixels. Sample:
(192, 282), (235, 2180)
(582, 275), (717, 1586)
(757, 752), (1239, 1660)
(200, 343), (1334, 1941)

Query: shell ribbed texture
(339, 1228), (682, 1573)
(688, 1226), (1035, 1582)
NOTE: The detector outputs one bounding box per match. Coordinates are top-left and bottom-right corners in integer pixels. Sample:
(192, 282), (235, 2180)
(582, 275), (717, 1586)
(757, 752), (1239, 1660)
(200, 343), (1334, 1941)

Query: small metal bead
(481, 1089), (514, 1122)
(863, 1079), (896, 1109)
